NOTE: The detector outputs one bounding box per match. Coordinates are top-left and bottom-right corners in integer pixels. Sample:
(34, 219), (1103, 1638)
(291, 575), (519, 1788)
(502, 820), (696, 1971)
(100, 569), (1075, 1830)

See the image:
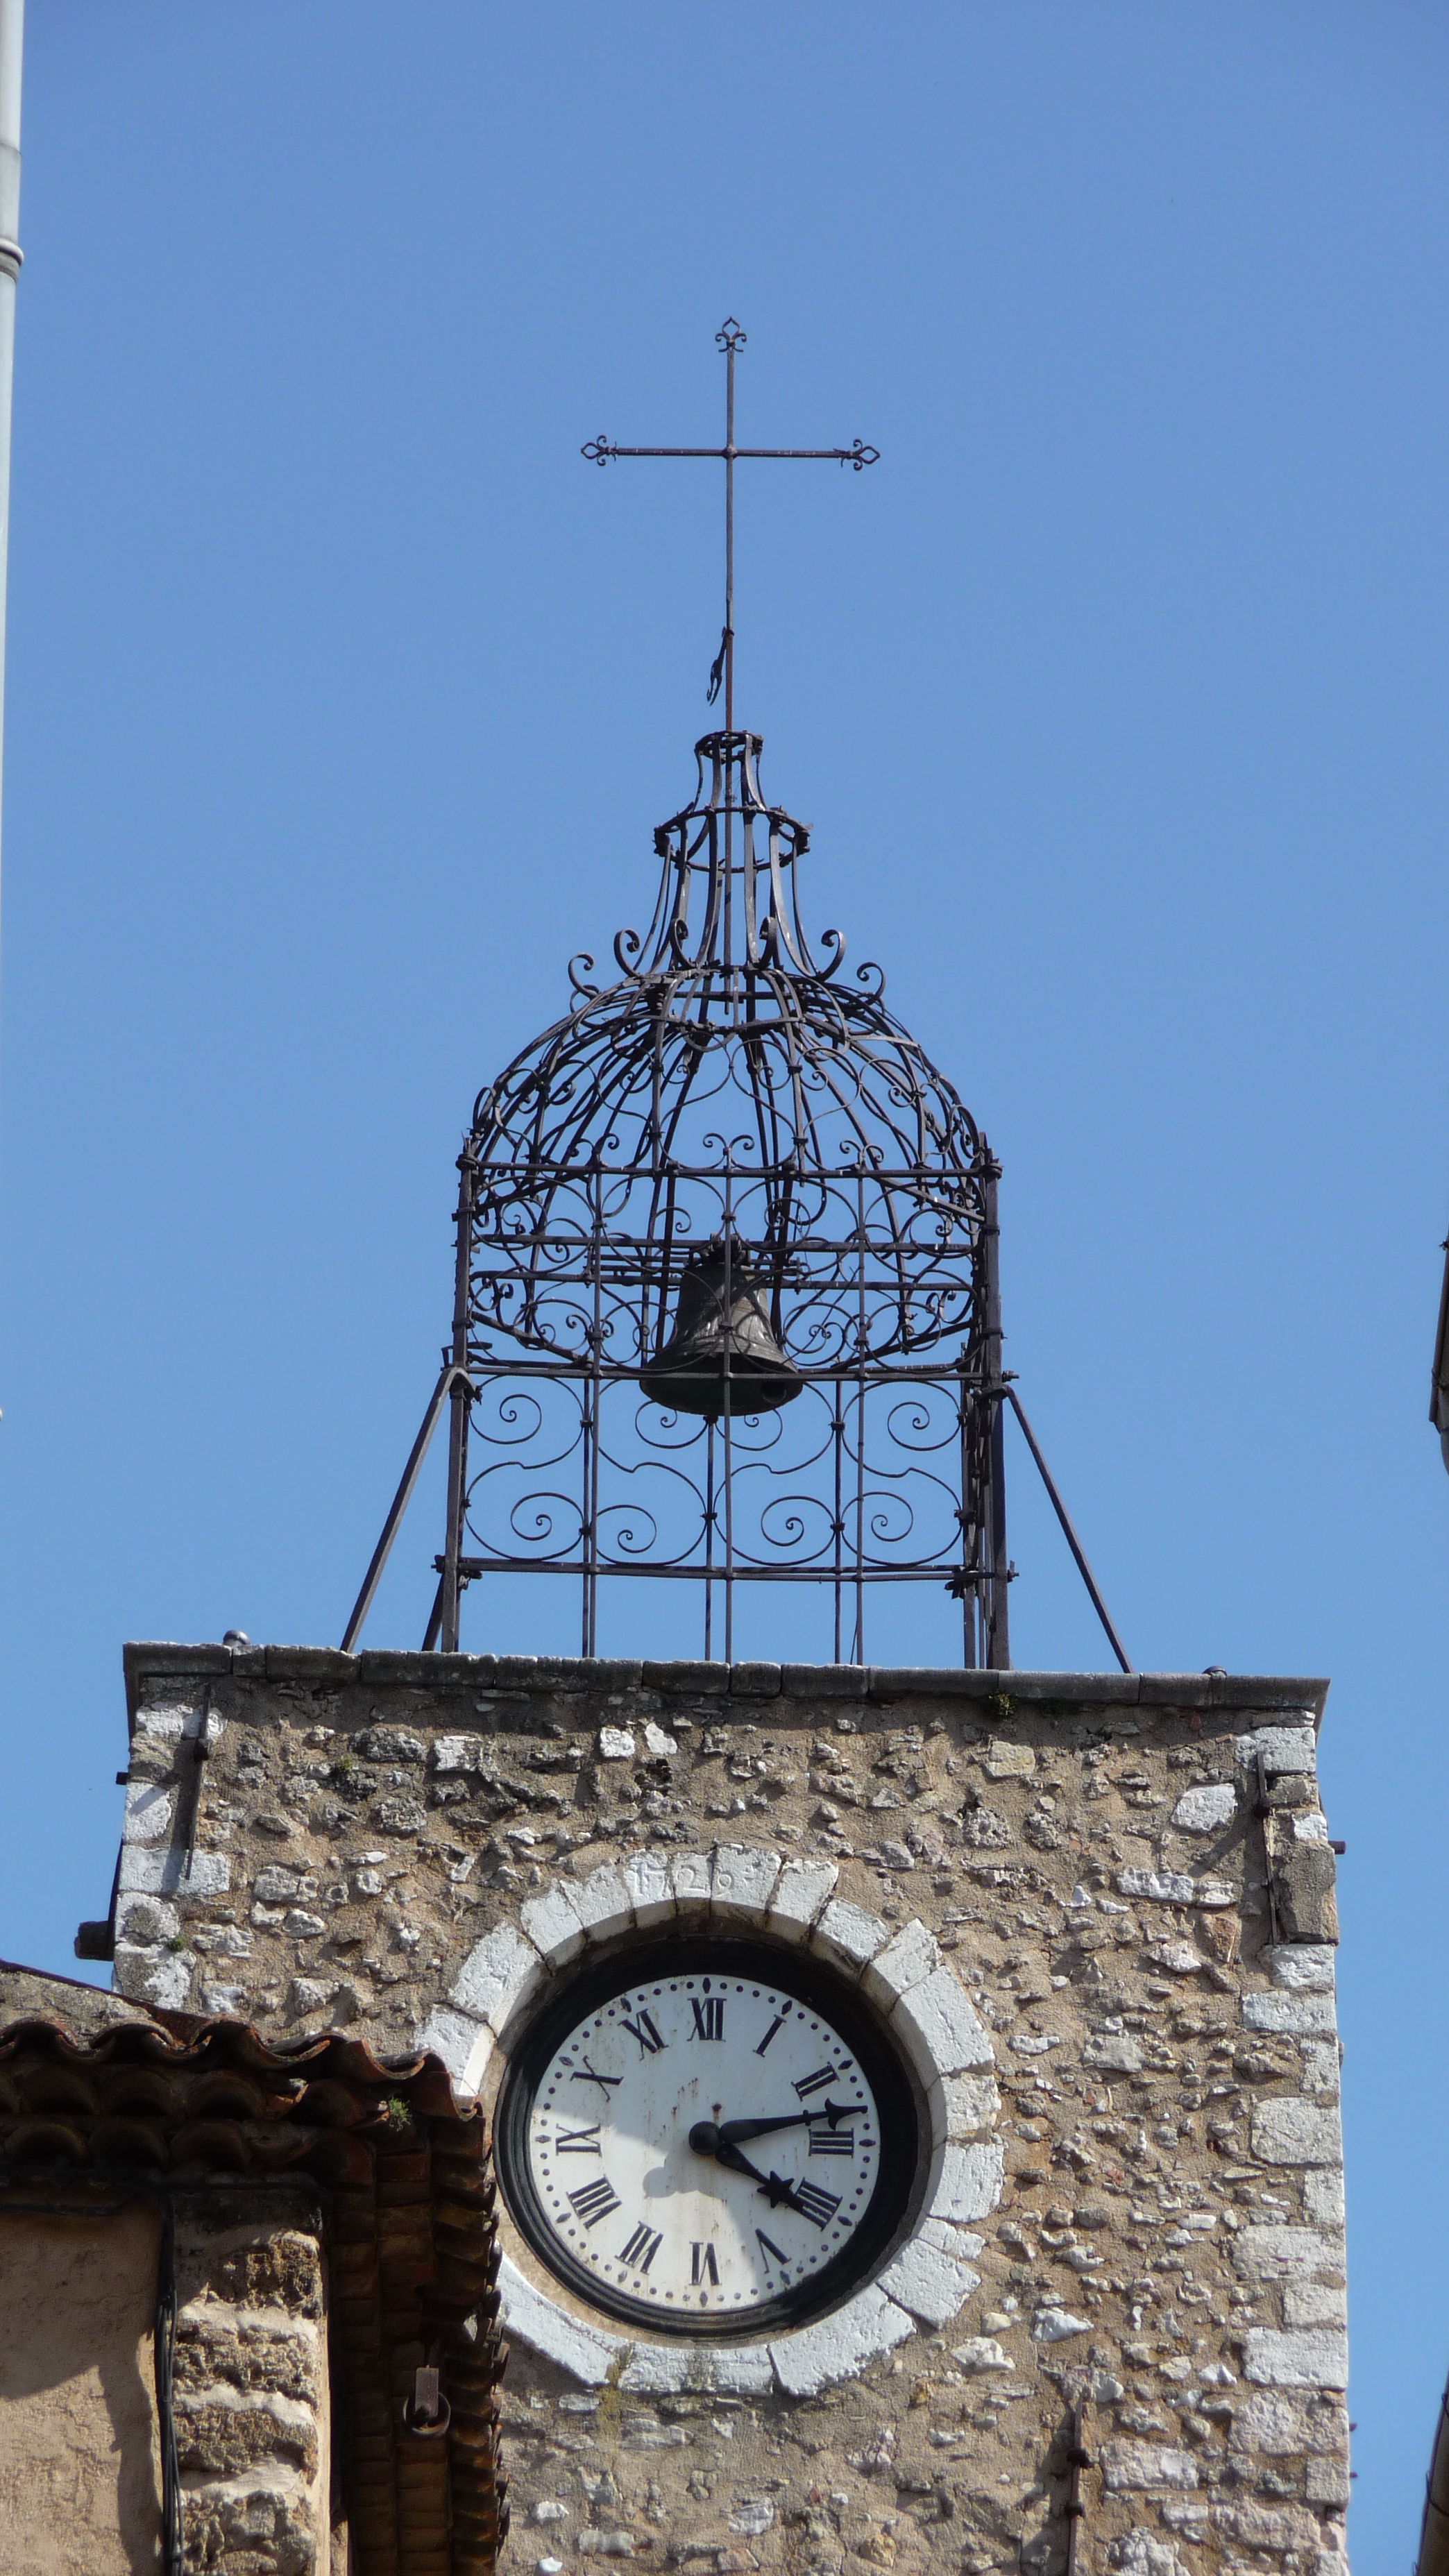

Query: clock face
(496, 1937), (918, 2335)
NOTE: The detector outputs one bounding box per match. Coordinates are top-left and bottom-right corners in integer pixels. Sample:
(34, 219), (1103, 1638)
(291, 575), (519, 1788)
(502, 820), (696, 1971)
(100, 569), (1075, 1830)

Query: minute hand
(718, 2102), (854, 2144)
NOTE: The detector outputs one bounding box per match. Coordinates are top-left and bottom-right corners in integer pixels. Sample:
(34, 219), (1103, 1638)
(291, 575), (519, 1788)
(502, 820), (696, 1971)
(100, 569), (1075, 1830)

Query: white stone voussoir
(891, 1967), (995, 2080)
(863, 1918), (942, 2010)
(573, 1862), (636, 1945)
(925, 2139), (1006, 2228)
(669, 1849), (713, 1911)
(519, 1882), (588, 1968)
(710, 1844), (782, 1923)
(418, 2006), (495, 2095)
(811, 1896), (891, 1977)
(763, 1855), (838, 1942)
(451, 1921), (548, 2034)
(618, 1848), (675, 1930)
(767, 2283), (915, 2395)
(876, 2216), (981, 2325)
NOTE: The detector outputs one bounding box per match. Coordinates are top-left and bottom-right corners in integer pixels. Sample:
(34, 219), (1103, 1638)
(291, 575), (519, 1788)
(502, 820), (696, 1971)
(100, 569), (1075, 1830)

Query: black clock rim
(495, 1931), (922, 2340)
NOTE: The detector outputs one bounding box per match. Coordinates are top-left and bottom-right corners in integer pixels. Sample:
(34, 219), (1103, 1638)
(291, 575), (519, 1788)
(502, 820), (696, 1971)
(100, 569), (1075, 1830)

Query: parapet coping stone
(123, 1641), (1329, 1724)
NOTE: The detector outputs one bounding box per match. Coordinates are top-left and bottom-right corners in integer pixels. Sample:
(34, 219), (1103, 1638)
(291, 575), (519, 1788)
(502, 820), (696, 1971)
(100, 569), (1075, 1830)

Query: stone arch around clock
(419, 1845), (1004, 2397)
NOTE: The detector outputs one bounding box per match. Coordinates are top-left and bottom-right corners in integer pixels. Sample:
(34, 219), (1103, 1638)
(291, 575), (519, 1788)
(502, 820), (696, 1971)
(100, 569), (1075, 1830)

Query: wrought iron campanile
(344, 325), (1130, 1674)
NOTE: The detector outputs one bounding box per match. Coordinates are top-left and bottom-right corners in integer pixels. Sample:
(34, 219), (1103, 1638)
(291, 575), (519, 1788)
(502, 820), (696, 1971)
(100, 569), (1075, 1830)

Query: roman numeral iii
(691, 2242), (720, 2285)
(688, 1997), (724, 2042)
(620, 2223), (663, 2274)
(567, 2177), (621, 2228)
(808, 2122), (855, 2156)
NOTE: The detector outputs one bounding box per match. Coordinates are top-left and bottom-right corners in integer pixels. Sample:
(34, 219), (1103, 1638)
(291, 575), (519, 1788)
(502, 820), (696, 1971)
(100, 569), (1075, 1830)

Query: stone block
(1116, 1868), (1234, 1908)
(1232, 2226), (1338, 2282)
(729, 1663), (781, 1697)
(618, 2342), (774, 2396)
(984, 1738), (1035, 1779)
(574, 1863), (636, 1943)
(1214, 2504), (1321, 2552)
(115, 1892), (179, 1944)
(1242, 2328), (1348, 2389)
(520, 1881), (589, 1966)
(812, 1897), (890, 1978)
(876, 2215), (980, 2325)
(930, 2068), (1001, 2139)
(710, 1843), (782, 1924)
(598, 1727), (636, 1761)
(1235, 1725), (1316, 1774)
(614, 1849), (675, 1931)
(1306, 2458), (1352, 2507)
(418, 2005), (492, 2093)
(431, 1732), (486, 1773)
(451, 1922), (548, 2035)
(1107, 2531), (1188, 2576)
(1171, 1783), (1236, 1833)
(1230, 2390), (1318, 2453)
(768, 2284), (913, 2394)
(1273, 1840), (1339, 1944)
(124, 1781), (176, 1842)
(116, 1948), (195, 2012)
(670, 1849), (714, 1912)
(118, 1848), (229, 1897)
(951, 2337), (1013, 2375)
(1251, 2098), (1342, 2167)
(1300, 2038), (1340, 2097)
(1031, 2307), (1092, 2344)
(1265, 1944), (1335, 1990)
(862, 1918), (941, 2010)
(892, 1967), (995, 2078)
(925, 2139), (1005, 2226)
(1305, 2168), (1347, 2228)
(764, 1856), (837, 1944)
(1083, 2033), (1144, 2073)
(253, 1865), (318, 1905)
(1100, 2443), (1199, 2492)
(1283, 2282), (1346, 2328)
(1242, 1990), (1336, 2036)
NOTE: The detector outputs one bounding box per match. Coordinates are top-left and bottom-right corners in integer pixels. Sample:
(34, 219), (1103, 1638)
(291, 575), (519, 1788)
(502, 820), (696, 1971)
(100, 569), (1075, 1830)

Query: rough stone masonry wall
(110, 1649), (1350, 2576)
(173, 2195), (332, 2576)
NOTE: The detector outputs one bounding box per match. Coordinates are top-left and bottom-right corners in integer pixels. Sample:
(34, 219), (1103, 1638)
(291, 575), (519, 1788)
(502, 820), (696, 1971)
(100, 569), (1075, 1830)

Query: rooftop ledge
(123, 1641), (1328, 1723)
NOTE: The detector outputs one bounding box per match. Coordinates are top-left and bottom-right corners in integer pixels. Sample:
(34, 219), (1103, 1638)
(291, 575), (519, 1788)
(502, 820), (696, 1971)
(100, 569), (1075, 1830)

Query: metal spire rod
(583, 319), (878, 720)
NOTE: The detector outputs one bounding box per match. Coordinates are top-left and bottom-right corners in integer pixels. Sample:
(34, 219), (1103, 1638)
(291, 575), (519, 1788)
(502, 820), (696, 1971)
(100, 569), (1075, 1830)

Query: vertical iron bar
(441, 1153), (476, 1654)
(584, 1164), (602, 1657)
(704, 1418), (715, 1660)
(722, 1158), (734, 1665)
(832, 1376), (845, 1666)
(854, 1170), (867, 1666)
(958, 1366), (975, 1670)
(1064, 2400), (1091, 2576)
(981, 1155), (1010, 1671)
(724, 331), (735, 739)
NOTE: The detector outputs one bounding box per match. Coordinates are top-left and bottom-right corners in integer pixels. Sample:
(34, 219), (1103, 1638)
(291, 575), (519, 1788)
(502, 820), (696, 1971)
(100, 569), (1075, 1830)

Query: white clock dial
(498, 1940), (917, 2335)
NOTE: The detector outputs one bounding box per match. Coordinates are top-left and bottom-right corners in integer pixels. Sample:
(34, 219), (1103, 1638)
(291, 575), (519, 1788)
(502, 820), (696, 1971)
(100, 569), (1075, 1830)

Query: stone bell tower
(94, 328), (1350, 2576)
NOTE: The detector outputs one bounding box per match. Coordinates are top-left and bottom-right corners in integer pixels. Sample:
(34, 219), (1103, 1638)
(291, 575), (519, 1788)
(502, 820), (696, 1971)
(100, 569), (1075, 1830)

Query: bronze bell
(641, 1241), (802, 1418)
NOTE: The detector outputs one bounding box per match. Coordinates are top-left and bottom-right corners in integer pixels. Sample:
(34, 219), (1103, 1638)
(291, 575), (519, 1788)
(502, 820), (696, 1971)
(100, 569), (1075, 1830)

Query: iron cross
(583, 319), (879, 734)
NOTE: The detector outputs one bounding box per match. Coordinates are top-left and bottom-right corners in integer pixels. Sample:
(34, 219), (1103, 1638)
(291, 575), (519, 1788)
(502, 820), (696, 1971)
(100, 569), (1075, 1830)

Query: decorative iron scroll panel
(441, 734), (1010, 1667)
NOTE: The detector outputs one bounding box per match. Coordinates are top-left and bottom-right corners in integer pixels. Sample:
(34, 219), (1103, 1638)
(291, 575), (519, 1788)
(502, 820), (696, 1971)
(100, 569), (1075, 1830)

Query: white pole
(0, 0), (23, 934)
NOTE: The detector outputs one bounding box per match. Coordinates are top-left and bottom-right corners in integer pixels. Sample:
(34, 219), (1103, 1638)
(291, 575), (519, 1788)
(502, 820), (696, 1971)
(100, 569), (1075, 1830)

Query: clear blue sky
(1, 3), (1445, 2559)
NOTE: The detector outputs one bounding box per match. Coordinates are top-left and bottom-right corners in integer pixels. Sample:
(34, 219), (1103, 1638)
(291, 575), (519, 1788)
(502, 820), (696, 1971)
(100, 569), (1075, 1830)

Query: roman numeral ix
(688, 1997), (724, 2042)
(554, 2124), (602, 2155)
(567, 2177), (621, 2229)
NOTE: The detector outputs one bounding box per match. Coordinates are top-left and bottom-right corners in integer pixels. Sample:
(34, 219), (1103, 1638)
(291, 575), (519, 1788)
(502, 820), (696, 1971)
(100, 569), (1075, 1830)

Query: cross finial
(582, 320), (878, 730)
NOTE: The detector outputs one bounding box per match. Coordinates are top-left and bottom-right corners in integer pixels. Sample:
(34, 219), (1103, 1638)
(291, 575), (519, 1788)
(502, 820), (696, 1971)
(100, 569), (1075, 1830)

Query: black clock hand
(717, 2101), (854, 2144)
(687, 2122), (814, 2214)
